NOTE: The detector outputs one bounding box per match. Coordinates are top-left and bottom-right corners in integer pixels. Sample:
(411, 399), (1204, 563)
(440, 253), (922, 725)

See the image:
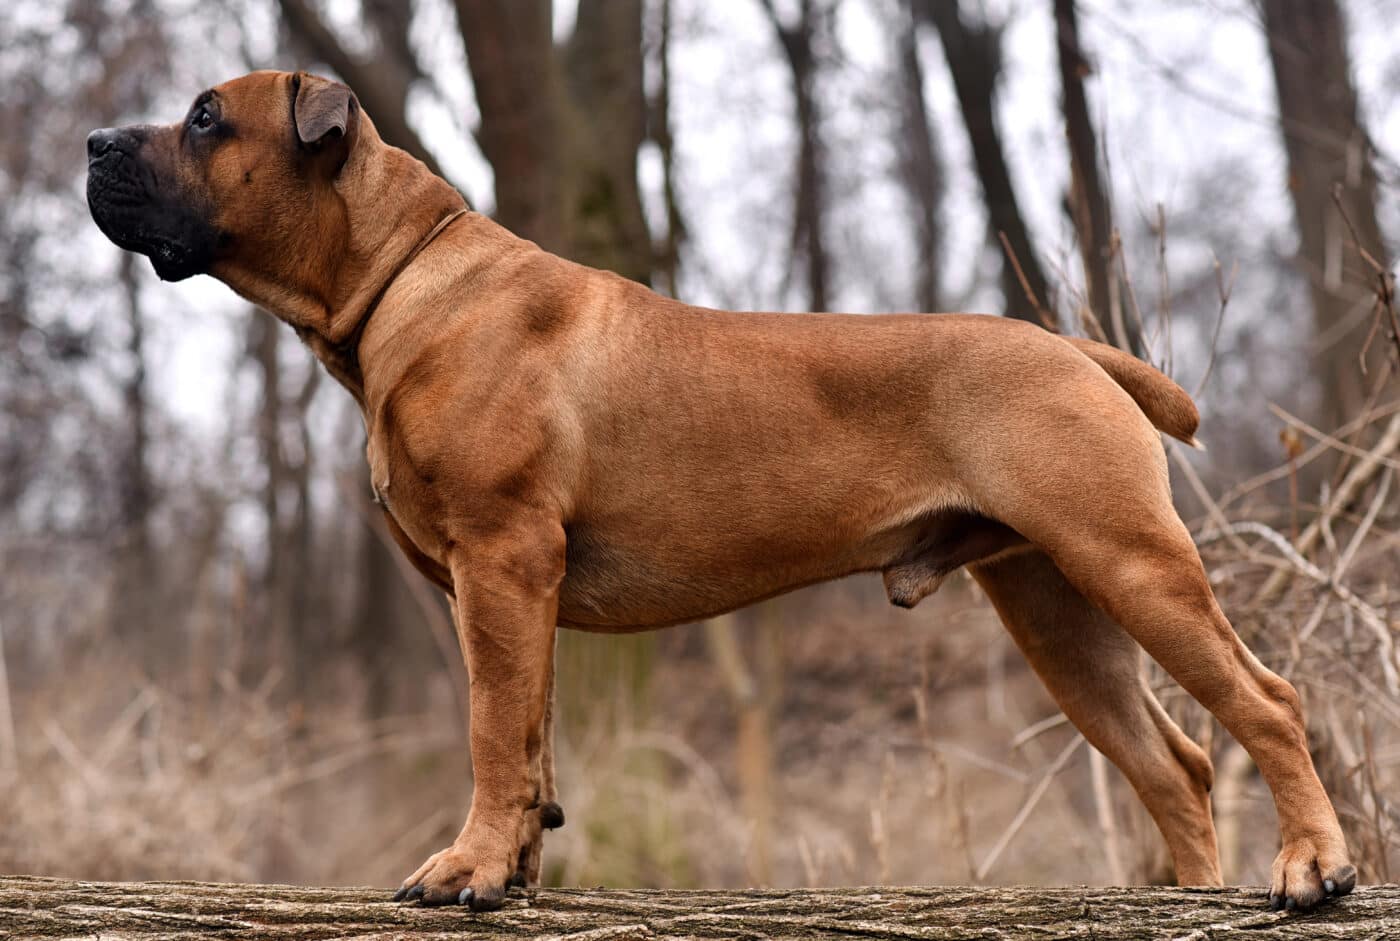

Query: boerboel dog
(86, 71), (1355, 912)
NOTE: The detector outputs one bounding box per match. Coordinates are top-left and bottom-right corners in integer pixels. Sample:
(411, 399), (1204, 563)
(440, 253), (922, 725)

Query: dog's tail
(1063, 337), (1203, 448)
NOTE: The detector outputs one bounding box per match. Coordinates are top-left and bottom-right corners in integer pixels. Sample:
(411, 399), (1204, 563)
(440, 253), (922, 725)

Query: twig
(1360, 710), (1393, 883)
(1250, 411), (1400, 607)
(1331, 183), (1400, 370)
(1112, 228), (1150, 358)
(1267, 404), (1400, 473)
(1155, 203), (1172, 375)
(1192, 255), (1237, 400)
(998, 231), (1058, 332)
(1169, 443), (1255, 556)
(0, 618), (16, 783)
(1009, 712), (1070, 750)
(1299, 468), (1392, 644)
(41, 719), (104, 794)
(1214, 398), (1400, 510)
(975, 734), (1084, 881)
(1090, 749), (1127, 884)
(1209, 521), (1398, 693)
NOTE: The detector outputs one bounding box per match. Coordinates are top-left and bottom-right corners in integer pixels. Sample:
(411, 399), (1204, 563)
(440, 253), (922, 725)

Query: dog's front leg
(518, 645), (563, 887)
(394, 521), (564, 911)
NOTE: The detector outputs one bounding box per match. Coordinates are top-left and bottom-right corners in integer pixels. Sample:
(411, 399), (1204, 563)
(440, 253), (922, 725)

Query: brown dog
(87, 71), (1354, 912)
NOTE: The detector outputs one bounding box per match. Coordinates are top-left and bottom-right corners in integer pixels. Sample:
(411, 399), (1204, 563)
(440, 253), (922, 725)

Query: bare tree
(919, 0), (1052, 327)
(760, 0), (835, 311)
(112, 253), (156, 657)
(649, 0), (687, 299)
(278, 0), (446, 180)
(1260, 0), (1392, 430)
(1054, 0), (1138, 353)
(894, 0), (943, 313)
(453, 0), (653, 283)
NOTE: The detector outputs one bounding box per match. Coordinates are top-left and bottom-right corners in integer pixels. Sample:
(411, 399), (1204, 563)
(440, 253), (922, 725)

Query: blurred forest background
(3, 0), (1400, 893)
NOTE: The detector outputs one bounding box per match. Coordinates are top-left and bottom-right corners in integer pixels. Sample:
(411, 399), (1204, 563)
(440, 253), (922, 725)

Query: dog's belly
(555, 524), (859, 630)
(555, 506), (1025, 631)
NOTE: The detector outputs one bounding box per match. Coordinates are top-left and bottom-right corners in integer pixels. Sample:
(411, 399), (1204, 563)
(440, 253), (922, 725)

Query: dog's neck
(300, 203), (469, 403)
(222, 138), (470, 406)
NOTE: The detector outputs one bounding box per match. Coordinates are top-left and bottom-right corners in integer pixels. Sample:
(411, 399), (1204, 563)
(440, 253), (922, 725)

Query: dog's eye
(191, 107), (215, 131)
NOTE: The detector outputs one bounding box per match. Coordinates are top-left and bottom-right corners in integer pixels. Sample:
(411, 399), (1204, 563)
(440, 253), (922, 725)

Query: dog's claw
(1269, 892), (1284, 911)
(1326, 864), (1357, 897)
(458, 887), (474, 906)
(405, 884), (425, 902)
(539, 800), (565, 830)
(507, 871), (527, 889)
(466, 883), (506, 912)
(1285, 897), (1297, 911)
(392, 886), (408, 902)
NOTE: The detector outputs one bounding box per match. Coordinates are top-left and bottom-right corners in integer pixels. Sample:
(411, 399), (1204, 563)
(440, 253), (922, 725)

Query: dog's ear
(292, 73), (358, 160)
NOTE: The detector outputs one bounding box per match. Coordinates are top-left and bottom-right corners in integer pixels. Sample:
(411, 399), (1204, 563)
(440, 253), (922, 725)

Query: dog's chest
(363, 414), (454, 562)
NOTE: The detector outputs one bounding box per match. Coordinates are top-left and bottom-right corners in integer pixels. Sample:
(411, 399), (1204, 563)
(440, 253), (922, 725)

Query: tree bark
(563, 0), (653, 285)
(1054, 0), (1138, 354)
(650, 0), (686, 299)
(761, 0), (833, 312)
(453, 0), (653, 284)
(112, 253), (156, 657)
(895, 0), (943, 314)
(355, 502), (405, 718)
(1260, 0), (1391, 431)
(920, 0), (1053, 328)
(277, 0), (447, 181)
(453, 0), (569, 254)
(4, 876), (1397, 939)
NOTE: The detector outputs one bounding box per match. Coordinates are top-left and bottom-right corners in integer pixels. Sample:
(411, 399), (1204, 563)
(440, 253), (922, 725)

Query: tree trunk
(453, 0), (653, 284)
(1054, 0), (1139, 354)
(4, 876), (1395, 939)
(895, 0), (943, 313)
(112, 253), (156, 658)
(563, 0), (653, 285)
(920, 0), (1053, 328)
(278, 0), (447, 181)
(762, 0), (832, 312)
(704, 609), (782, 887)
(1261, 0), (1391, 431)
(453, 0), (569, 254)
(650, 0), (686, 299)
(355, 504), (403, 718)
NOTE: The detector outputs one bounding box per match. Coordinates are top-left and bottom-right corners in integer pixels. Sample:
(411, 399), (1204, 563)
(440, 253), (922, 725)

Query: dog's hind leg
(1034, 509), (1354, 910)
(971, 549), (1221, 886)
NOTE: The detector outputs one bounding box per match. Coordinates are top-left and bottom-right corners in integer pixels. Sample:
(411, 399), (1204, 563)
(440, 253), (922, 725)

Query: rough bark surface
(3, 877), (1398, 940)
(919, 0), (1052, 329)
(1260, 0), (1391, 429)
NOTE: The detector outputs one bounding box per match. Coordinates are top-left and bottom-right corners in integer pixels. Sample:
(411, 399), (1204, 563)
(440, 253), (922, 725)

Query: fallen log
(2, 876), (1397, 940)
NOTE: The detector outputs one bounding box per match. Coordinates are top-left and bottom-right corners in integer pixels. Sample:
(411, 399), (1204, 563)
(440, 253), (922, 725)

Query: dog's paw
(392, 842), (514, 911)
(1267, 837), (1356, 911)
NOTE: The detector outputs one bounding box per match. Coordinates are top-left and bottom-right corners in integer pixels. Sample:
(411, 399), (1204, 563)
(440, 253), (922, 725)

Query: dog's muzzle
(86, 127), (220, 282)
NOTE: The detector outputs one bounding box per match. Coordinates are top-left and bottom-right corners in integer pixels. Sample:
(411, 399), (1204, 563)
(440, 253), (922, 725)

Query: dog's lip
(86, 169), (204, 275)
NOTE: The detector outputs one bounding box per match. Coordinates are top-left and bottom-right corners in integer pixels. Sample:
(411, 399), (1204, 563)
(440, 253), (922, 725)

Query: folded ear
(293, 72), (357, 150)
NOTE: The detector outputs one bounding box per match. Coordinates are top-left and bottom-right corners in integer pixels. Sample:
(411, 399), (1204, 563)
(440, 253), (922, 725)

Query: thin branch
(975, 734), (1084, 880)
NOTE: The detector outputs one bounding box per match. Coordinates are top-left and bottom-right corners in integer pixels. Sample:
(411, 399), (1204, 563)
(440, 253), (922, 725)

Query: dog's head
(86, 70), (361, 285)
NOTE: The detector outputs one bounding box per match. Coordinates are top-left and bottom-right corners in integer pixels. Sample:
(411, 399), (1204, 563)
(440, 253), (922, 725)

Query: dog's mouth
(86, 149), (221, 282)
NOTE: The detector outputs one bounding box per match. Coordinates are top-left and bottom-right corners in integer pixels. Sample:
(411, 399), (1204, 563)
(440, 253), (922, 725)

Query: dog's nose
(87, 128), (121, 162)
